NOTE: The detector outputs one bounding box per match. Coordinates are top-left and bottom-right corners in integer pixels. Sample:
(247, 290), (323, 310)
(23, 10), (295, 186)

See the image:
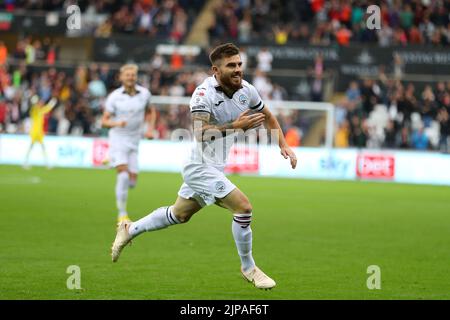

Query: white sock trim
(233, 213), (252, 228)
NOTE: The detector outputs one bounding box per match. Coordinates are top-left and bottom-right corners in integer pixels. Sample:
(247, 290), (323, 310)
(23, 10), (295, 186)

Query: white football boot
(241, 266), (276, 289)
(111, 221), (133, 262)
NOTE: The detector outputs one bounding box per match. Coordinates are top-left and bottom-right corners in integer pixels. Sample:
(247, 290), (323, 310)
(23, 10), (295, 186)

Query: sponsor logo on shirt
(192, 105), (206, 111)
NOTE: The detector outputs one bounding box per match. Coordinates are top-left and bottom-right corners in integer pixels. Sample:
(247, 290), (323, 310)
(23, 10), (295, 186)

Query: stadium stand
(207, 0), (450, 46)
(0, 0), (449, 151)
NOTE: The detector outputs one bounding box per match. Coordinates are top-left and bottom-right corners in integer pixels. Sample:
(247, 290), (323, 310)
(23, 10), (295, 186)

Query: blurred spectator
(335, 25), (352, 46)
(0, 41), (7, 66)
(273, 25), (289, 45)
(411, 127), (429, 150)
(240, 47), (248, 71)
(360, 79), (378, 115)
(136, 2), (157, 34)
(99, 64), (113, 89)
(437, 107), (449, 153)
(335, 120), (350, 148)
(88, 73), (107, 114)
(238, 11), (253, 43)
(150, 53), (166, 70)
(256, 47), (273, 73)
(419, 17), (436, 43)
(349, 115), (368, 147)
(25, 38), (35, 65)
(285, 126), (301, 147)
(271, 83), (288, 101)
(383, 120), (397, 149)
(400, 4), (414, 30)
(392, 53), (405, 80)
(310, 75), (323, 102)
(346, 81), (361, 104)
(0, 96), (6, 131)
(170, 49), (184, 70)
(95, 17), (113, 37)
(408, 25), (424, 44)
(252, 69), (273, 101)
(377, 25), (394, 47)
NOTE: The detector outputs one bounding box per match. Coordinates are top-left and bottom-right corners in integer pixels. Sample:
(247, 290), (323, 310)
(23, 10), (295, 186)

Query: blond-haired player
(101, 64), (155, 223)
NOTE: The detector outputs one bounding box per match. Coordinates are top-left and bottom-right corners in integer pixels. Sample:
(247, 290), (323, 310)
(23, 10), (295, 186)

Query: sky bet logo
(320, 155), (350, 174)
(58, 145), (86, 163)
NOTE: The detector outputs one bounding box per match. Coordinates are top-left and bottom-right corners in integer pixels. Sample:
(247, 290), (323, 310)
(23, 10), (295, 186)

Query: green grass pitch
(0, 165), (449, 299)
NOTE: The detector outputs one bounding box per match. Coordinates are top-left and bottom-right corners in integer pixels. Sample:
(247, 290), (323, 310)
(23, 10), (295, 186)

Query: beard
(219, 72), (242, 91)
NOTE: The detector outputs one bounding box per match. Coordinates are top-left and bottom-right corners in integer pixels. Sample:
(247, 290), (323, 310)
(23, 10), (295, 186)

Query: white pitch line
(0, 176), (42, 185)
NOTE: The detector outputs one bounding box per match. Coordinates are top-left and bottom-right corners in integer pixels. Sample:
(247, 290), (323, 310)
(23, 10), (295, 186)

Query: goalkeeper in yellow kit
(23, 96), (57, 169)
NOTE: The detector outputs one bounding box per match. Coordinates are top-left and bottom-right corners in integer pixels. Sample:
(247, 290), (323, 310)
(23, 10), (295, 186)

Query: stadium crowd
(1, 0), (205, 43)
(0, 60), (207, 138)
(335, 77), (450, 152)
(1, 1), (449, 151)
(209, 0), (450, 46)
(2, 1), (449, 46)
(2, 58), (449, 151)
(1, 43), (450, 151)
(0, 35), (297, 141)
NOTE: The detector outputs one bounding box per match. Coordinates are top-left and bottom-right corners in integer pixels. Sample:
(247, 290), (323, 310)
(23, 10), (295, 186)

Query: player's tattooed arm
(191, 111), (234, 141)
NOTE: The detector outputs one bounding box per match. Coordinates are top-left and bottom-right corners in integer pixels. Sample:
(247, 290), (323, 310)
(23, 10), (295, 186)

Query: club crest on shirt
(238, 94), (248, 105)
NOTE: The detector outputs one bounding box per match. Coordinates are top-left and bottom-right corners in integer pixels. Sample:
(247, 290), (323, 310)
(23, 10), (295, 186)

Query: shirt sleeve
(145, 89), (152, 111)
(190, 87), (212, 114)
(105, 92), (115, 114)
(248, 84), (264, 112)
(42, 104), (53, 114)
(42, 98), (57, 114)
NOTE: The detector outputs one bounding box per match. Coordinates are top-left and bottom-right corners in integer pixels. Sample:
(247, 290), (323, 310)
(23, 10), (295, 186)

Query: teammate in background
(111, 43), (297, 289)
(23, 95), (57, 169)
(101, 64), (155, 223)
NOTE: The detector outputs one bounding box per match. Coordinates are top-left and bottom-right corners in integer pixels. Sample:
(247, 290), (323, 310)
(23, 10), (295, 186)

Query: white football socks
(116, 171), (129, 217)
(129, 206), (180, 237)
(232, 213), (256, 272)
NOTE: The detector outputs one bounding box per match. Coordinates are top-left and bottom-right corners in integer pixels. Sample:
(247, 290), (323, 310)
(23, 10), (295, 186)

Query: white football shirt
(188, 76), (264, 170)
(105, 84), (151, 146)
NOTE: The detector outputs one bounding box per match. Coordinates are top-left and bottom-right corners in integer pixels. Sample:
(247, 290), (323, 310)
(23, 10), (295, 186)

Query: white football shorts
(178, 163), (236, 207)
(109, 137), (139, 173)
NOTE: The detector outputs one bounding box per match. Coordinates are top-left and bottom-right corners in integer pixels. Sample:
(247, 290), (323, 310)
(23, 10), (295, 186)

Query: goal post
(150, 96), (335, 148)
